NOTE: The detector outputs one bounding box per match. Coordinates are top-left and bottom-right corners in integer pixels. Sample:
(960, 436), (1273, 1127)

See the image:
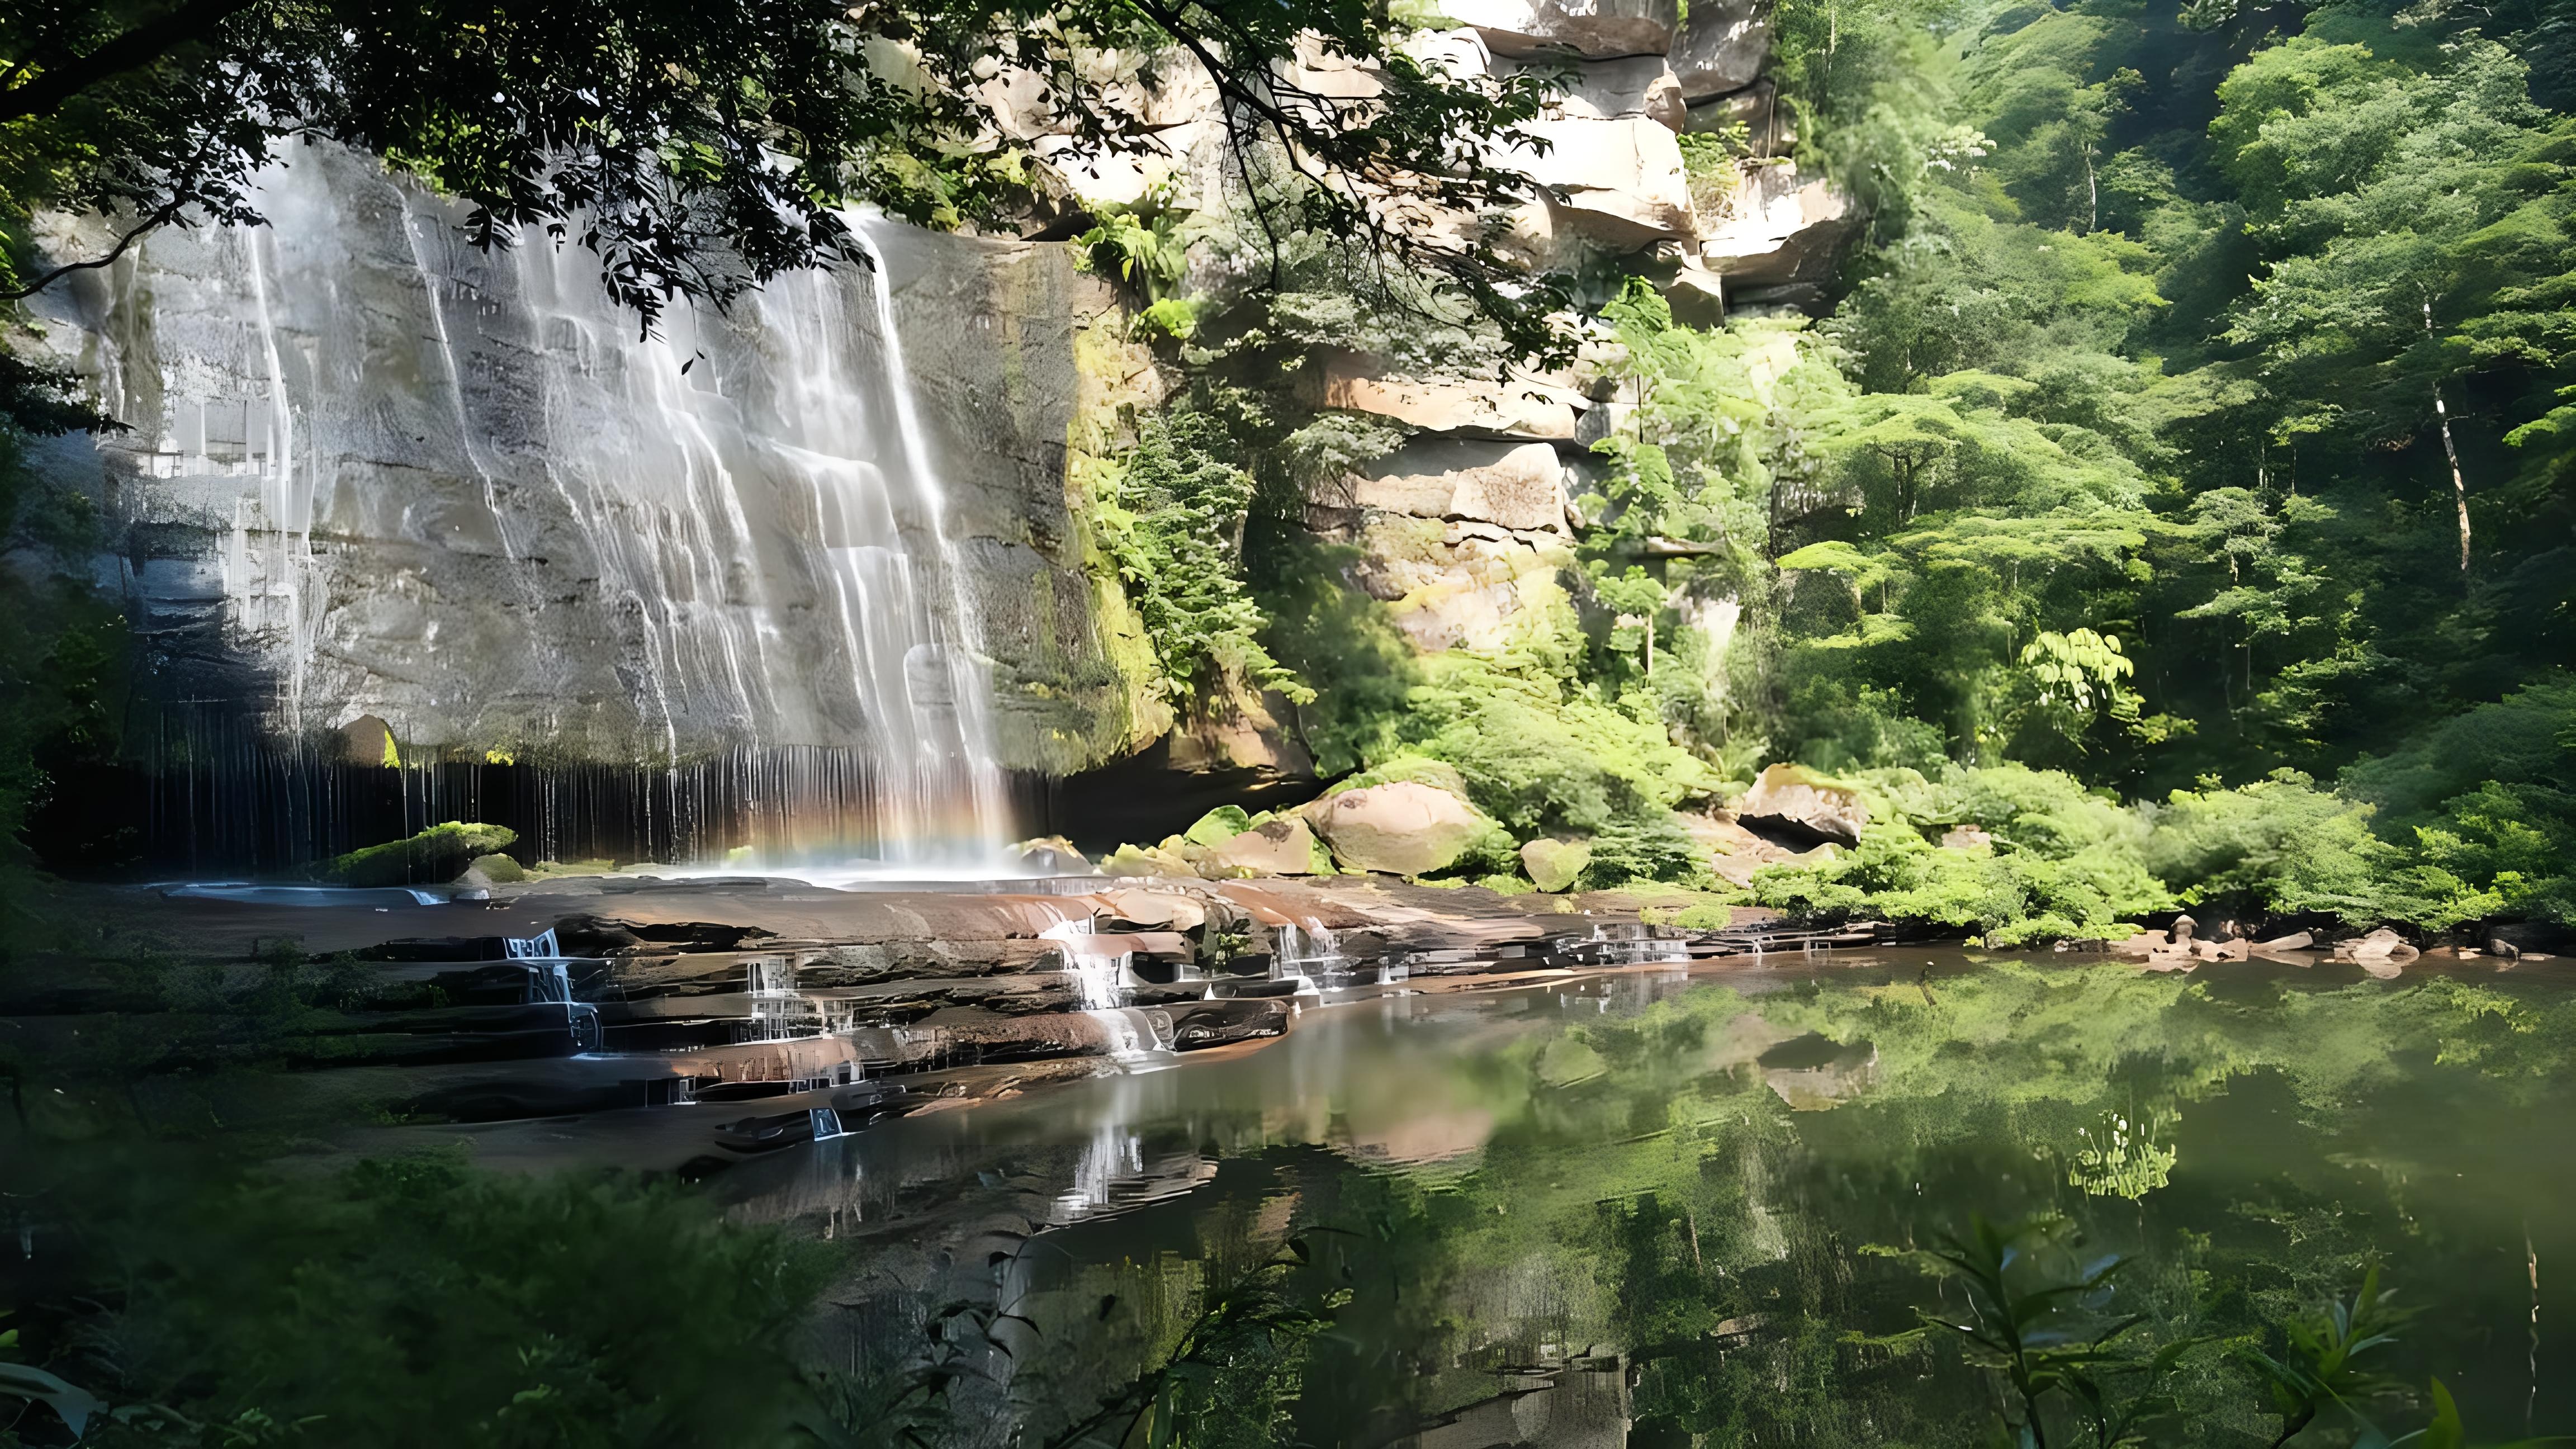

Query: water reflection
(729, 956), (2576, 1446)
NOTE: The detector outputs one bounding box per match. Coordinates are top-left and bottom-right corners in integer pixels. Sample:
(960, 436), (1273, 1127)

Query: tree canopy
(1, 0), (1565, 349)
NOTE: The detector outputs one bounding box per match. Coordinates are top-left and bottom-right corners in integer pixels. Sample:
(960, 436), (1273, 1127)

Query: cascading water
(1042, 915), (1130, 1012)
(43, 143), (1015, 873)
(1272, 922), (1339, 993)
(510, 936), (601, 1051)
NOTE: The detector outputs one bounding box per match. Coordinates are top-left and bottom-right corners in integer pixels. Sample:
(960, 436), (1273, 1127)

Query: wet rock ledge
(15, 875), (1875, 1175)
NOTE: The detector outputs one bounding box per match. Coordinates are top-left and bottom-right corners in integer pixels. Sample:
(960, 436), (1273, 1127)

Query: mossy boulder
(1310, 781), (1488, 876)
(316, 822), (517, 888)
(1100, 842), (1199, 878)
(1519, 837), (1593, 893)
(458, 853), (526, 886)
(1182, 806), (1254, 847)
(1211, 816), (1324, 875)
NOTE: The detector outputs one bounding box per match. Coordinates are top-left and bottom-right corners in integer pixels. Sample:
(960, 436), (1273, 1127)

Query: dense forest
(1067, 0), (2576, 943)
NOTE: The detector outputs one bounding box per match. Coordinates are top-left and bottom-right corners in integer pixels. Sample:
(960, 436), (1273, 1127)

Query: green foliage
(1871, 1213), (2182, 1448)
(2143, 772), (2398, 925)
(22, 1153), (831, 1447)
(2237, 1263), (2411, 1448)
(1, 0), (1578, 356)
(1749, 818), (2167, 946)
(2340, 677), (2576, 826)
(1095, 410), (1310, 709)
(1407, 640), (1716, 841)
(1076, 197), (1194, 304)
(1576, 811), (1706, 890)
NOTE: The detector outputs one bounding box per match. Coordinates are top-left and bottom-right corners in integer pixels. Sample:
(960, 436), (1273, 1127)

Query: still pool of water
(722, 953), (2576, 1447)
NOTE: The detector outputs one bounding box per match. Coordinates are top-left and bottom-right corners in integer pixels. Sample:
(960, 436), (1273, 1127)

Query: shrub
(1410, 650), (1716, 840)
(1095, 410), (1310, 709)
(2378, 781), (2576, 928)
(39, 1153), (830, 1447)
(2141, 771), (2397, 925)
(1749, 817), (2167, 946)
(1579, 812), (1708, 889)
(2338, 676), (2576, 827)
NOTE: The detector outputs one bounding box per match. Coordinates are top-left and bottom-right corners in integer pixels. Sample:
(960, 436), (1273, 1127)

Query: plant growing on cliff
(1096, 410), (1310, 710)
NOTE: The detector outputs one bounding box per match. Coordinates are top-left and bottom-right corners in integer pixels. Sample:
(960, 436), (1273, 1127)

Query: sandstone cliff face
(26, 2), (1838, 804)
(29, 145), (1140, 774)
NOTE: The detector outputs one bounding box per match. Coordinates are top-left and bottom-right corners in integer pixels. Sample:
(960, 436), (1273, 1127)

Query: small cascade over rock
(1042, 913), (1133, 1012)
(1272, 922), (1341, 993)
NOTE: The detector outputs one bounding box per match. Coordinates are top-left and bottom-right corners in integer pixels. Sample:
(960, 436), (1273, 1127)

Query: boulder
(1010, 836), (1092, 873)
(1670, 0), (1769, 100)
(1521, 837), (1593, 893)
(1319, 359), (1583, 440)
(1211, 816), (1324, 876)
(1734, 763), (1868, 847)
(1334, 524), (1570, 655)
(1684, 79), (1775, 148)
(1445, 0), (1680, 58)
(457, 852), (525, 886)
(1098, 888), (1209, 932)
(1401, 27), (1494, 81)
(1311, 782), (1488, 876)
(1508, 116), (1696, 241)
(1661, 264), (1730, 329)
(1099, 843), (1200, 879)
(1679, 811), (1801, 885)
(1535, 55), (1688, 129)
(2333, 928), (2419, 971)
(316, 821), (518, 888)
(1343, 439), (1572, 533)
(1938, 824), (1993, 852)
(1698, 163), (1853, 286)
(2253, 930), (2314, 954)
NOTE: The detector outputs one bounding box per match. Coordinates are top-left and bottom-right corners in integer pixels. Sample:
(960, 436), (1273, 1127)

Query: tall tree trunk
(2425, 300), (2470, 572)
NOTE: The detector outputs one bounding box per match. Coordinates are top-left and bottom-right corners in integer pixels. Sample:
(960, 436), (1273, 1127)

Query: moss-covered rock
(1520, 837), (1593, 893)
(1182, 805), (1253, 846)
(1100, 842), (1200, 878)
(460, 853), (526, 885)
(315, 822), (517, 888)
(1310, 781), (1490, 876)
(1210, 816), (1323, 875)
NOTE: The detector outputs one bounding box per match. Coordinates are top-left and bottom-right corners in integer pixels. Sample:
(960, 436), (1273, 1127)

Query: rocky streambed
(8, 873), (1890, 1178)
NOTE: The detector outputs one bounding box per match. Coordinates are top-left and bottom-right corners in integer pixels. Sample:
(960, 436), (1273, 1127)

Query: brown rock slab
(1734, 763), (1869, 846)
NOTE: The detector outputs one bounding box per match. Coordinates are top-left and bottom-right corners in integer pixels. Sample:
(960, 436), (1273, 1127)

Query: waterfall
(515, 953), (600, 1051)
(1043, 916), (1130, 1011)
(1273, 922), (1339, 992)
(43, 144), (1014, 872)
